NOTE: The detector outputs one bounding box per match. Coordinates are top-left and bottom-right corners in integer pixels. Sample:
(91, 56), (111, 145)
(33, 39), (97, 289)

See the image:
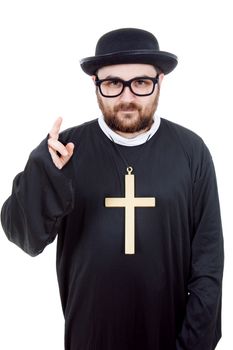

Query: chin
(117, 117), (138, 129)
(117, 111), (139, 121)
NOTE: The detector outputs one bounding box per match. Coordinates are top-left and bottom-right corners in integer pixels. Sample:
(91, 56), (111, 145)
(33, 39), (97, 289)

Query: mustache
(113, 102), (142, 112)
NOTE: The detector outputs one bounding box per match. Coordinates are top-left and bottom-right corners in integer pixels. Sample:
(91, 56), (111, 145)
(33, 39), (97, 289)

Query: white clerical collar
(98, 114), (161, 147)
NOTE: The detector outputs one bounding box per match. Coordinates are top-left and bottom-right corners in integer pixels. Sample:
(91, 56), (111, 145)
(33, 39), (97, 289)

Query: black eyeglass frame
(95, 74), (160, 98)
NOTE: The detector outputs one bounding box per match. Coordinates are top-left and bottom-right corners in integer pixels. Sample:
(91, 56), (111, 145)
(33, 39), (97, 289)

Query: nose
(119, 86), (135, 102)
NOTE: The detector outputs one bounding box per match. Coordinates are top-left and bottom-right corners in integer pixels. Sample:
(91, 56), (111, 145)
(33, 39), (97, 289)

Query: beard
(96, 89), (160, 134)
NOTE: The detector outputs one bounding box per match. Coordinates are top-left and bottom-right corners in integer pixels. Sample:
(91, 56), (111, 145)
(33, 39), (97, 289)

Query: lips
(114, 103), (141, 113)
(120, 108), (136, 112)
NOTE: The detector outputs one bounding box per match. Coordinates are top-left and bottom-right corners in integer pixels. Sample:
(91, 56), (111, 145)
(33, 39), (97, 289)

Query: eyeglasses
(95, 74), (159, 98)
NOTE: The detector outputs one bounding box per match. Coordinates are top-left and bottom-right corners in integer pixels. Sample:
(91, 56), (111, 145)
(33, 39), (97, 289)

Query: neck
(114, 126), (151, 139)
(98, 114), (161, 147)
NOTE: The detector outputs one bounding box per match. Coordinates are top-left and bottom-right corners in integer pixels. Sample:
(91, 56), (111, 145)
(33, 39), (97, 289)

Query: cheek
(104, 99), (119, 112)
(98, 93), (115, 111)
(140, 100), (151, 111)
(144, 94), (158, 109)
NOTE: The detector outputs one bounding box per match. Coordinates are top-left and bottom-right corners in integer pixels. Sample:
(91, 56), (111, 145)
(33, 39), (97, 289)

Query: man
(1, 28), (224, 350)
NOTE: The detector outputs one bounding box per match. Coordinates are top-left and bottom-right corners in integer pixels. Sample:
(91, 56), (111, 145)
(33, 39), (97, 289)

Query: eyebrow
(102, 75), (123, 80)
(100, 74), (154, 80)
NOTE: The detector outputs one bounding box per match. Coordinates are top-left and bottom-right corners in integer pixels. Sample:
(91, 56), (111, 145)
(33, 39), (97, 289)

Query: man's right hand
(48, 117), (75, 169)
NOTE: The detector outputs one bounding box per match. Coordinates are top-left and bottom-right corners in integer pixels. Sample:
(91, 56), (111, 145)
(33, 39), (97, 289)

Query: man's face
(93, 64), (164, 135)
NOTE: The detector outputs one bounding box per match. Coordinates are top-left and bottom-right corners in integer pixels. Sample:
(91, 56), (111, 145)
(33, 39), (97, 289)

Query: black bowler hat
(80, 28), (178, 75)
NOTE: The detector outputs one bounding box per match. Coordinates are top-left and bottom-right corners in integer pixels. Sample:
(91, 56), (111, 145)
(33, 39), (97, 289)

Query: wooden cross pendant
(105, 167), (156, 254)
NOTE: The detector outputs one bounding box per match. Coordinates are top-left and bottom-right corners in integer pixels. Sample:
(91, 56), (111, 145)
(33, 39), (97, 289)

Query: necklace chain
(109, 134), (151, 173)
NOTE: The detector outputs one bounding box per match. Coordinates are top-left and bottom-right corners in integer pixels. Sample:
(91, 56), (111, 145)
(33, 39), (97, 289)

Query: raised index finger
(49, 117), (63, 139)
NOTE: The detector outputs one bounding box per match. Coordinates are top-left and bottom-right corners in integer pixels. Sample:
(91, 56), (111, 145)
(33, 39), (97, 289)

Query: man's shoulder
(161, 118), (211, 162)
(161, 118), (203, 143)
(161, 117), (206, 150)
(59, 118), (98, 144)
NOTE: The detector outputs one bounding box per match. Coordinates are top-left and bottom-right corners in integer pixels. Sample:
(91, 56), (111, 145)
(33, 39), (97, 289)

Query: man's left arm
(176, 147), (224, 350)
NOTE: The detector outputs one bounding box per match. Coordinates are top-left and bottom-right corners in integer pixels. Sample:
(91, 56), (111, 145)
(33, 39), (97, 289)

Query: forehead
(97, 63), (157, 79)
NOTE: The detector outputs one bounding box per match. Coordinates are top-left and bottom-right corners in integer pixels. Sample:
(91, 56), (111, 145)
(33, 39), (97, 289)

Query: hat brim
(80, 50), (178, 75)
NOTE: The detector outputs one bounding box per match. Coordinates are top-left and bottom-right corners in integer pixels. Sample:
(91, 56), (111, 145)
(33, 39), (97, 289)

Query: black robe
(1, 118), (224, 350)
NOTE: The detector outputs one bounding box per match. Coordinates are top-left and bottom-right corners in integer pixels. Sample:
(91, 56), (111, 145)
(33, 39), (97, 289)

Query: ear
(158, 73), (164, 86)
(91, 75), (96, 84)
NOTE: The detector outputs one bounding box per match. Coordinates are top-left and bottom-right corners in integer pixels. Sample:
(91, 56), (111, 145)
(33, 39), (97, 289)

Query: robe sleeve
(176, 145), (224, 350)
(1, 136), (74, 257)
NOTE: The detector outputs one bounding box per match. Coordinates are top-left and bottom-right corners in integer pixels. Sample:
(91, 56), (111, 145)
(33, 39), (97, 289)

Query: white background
(0, 0), (232, 349)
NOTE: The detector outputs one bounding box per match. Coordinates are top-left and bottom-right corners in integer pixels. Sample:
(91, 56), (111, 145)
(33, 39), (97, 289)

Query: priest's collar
(98, 114), (161, 147)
